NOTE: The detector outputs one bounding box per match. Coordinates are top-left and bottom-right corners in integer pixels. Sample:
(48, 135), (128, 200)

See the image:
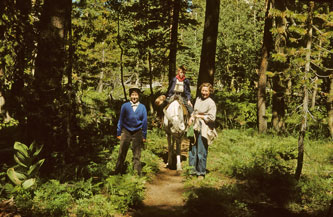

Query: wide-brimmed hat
(129, 85), (141, 94)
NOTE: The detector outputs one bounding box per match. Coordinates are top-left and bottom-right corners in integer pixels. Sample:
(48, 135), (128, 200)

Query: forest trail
(129, 140), (190, 217)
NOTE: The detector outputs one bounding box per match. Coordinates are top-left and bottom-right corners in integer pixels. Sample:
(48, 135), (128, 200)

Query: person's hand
(195, 114), (204, 119)
(143, 139), (146, 143)
(188, 100), (193, 107)
(188, 116), (194, 126)
(117, 136), (121, 140)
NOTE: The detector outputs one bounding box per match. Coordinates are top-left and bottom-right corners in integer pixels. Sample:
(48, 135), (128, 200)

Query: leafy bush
(145, 128), (167, 156)
(141, 149), (162, 175)
(10, 174), (147, 216)
(0, 117), (19, 130)
(185, 185), (255, 217)
(214, 91), (257, 129)
(104, 174), (146, 213)
(74, 88), (119, 167)
(0, 170), (7, 199)
(290, 176), (333, 213)
(231, 143), (296, 180)
(32, 180), (74, 216)
(67, 178), (100, 199)
(72, 194), (117, 216)
(7, 141), (44, 189)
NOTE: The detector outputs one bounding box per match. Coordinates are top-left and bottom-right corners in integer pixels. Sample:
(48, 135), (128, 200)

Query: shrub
(214, 91), (257, 129)
(32, 180), (74, 216)
(290, 176), (333, 213)
(7, 141), (44, 189)
(141, 149), (162, 175)
(104, 174), (146, 213)
(72, 194), (117, 216)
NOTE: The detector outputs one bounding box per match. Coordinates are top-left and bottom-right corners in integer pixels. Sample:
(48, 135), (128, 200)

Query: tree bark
(148, 51), (154, 114)
(295, 1), (314, 181)
(328, 76), (333, 138)
(311, 39), (322, 110)
(117, 12), (126, 100)
(8, 0), (32, 124)
(257, 0), (273, 133)
(311, 76), (318, 109)
(168, 0), (180, 84)
(271, 0), (286, 133)
(97, 42), (105, 93)
(28, 0), (69, 150)
(196, 0), (220, 95)
(65, 0), (74, 152)
(328, 0), (333, 139)
(272, 76), (286, 132)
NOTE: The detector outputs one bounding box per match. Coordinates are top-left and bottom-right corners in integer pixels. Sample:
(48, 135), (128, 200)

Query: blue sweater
(117, 102), (148, 139)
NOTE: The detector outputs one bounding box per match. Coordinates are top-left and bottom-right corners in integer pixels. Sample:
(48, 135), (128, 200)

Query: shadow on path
(132, 205), (187, 217)
(132, 139), (189, 217)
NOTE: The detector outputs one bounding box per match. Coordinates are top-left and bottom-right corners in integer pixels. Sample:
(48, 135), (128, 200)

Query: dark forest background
(0, 0), (332, 216)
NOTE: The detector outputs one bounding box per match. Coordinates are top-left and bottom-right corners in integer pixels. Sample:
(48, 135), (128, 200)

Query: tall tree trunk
(312, 39), (322, 110)
(271, 0), (286, 133)
(311, 76), (318, 109)
(295, 1), (314, 181)
(328, 0), (333, 139)
(327, 2), (333, 215)
(196, 0), (220, 95)
(328, 76), (333, 138)
(65, 0), (74, 152)
(0, 3), (10, 121)
(194, 12), (197, 48)
(148, 51), (154, 114)
(257, 0), (273, 133)
(117, 12), (126, 100)
(272, 76), (286, 132)
(9, 0), (32, 125)
(97, 41), (105, 93)
(28, 0), (69, 157)
(168, 0), (180, 84)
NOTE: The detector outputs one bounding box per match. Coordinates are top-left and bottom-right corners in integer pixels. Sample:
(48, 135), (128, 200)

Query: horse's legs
(167, 133), (173, 168)
(176, 136), (182, 171)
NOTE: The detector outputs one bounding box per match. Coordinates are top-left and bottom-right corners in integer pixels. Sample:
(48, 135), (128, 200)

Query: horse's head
(163, 100), (186, 134)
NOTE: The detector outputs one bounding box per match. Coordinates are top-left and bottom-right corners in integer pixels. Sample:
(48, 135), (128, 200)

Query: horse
(163, 98), (187, 171)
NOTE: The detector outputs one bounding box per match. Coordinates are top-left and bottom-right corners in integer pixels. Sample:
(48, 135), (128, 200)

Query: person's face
(200, 86), (210, 99)
(177, 68), (185, 78)
(130, 91), (139, 103)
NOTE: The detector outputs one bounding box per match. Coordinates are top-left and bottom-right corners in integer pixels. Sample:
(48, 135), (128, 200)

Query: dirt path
(131, 140), (189, 217)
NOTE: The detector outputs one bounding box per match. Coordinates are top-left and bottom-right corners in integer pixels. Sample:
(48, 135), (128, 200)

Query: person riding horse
(155, 65), (193, 125)
(166, 65), (193, 116)
(153, 66), (194, 170)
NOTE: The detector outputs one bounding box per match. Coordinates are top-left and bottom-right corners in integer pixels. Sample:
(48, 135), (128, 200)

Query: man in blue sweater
(114, 86), (147, 175)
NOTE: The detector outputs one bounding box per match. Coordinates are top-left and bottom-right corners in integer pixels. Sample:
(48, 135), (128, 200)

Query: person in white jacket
(188, 83), (217, 178)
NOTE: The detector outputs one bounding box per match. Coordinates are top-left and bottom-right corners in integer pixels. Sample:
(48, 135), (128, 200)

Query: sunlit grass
(181, 128), (332, 217)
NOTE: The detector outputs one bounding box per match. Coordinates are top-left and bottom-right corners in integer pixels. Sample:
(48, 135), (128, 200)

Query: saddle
(156, 94), (188, 117)
(165, 99), (188, 119)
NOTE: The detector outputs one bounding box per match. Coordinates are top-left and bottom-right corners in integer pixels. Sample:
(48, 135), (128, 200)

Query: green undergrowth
(0, 139), (163, 216)
(183, 129), (332, 217)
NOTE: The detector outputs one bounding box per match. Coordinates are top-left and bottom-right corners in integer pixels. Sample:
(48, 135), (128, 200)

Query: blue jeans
(189, 131), (208, 176)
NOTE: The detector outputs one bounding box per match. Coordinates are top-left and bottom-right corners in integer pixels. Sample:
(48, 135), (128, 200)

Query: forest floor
(128, 139), (190, 217)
